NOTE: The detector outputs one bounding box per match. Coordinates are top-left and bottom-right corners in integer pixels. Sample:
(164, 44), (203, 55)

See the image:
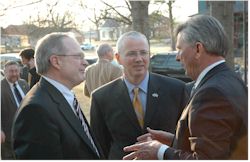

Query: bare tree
(129, 1), (150, 40)
(101, 0), (132, 25)
(79, 1), (110, 41)
(167, 0), (175, 50)
(0, 0), (43, 17)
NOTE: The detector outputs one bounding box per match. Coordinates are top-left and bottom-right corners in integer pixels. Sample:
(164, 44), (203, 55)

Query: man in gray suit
(90, 31), (188, 159)
(1, 61), (29, 159)
(12, 33), (104, 159)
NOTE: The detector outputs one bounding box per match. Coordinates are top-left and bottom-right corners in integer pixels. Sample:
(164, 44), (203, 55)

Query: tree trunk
(210, 1), (234, 68)
(168, 0), (175, 51)
(129, 1), (150, 41)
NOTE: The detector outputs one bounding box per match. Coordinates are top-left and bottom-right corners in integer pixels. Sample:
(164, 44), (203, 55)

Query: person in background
(1, 61), (29, 159)
(19, 48), (40, 88)
(90, 31), (188, 159)
(123, 15), (247, 160)
(84, 43), (122, 97)
(12, 32), (104, 159)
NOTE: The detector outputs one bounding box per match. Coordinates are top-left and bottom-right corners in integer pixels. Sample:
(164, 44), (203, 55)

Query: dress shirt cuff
(157, 144), (169, 160)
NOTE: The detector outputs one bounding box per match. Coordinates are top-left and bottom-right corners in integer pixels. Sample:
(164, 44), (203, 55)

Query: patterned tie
(28, 73), (32, 86)
(73, 95), (99, 157)
(133, 87), (144, 128)
(13, 83), (22, 104)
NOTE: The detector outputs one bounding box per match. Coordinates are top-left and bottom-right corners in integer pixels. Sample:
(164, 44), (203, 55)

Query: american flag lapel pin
(152, 93), (158, 98)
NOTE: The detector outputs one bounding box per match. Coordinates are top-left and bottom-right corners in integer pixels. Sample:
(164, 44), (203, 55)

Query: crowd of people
(0, 15), (247, 160)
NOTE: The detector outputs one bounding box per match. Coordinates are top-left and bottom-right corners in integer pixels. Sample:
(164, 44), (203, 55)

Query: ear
(195, 42), (204, 59)
(49, 55), (61, 70)
(115, 53), (122, 64)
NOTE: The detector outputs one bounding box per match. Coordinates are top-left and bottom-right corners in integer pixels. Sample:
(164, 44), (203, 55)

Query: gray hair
(35, 32), (77, 74)
(116, 31), (149, 55)
(175, 15), (229, 57)
(97, 43), (113, 58)
(4, 61), (20, 70)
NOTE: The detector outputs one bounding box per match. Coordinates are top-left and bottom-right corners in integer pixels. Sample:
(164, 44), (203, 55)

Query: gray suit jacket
(90, 73), (188, 159)
(1, 78), (29, 142)
(12, 78), (104, 159)
(164, 63), (248, 159)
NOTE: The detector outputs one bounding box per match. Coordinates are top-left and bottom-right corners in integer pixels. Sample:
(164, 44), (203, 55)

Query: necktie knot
(133, 87), (139, 96)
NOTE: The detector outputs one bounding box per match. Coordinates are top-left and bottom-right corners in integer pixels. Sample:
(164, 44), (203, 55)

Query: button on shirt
(124, 72), (149, 113)
(8, 81), (25, 107)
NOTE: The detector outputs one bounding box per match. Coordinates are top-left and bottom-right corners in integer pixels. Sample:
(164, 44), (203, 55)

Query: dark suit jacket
(164, 63), (248, 160)
(29, 67), (40, 88)
(90, 73), (188, 159)
(12, 78), (104, 159)
(1, 78), (29, 142)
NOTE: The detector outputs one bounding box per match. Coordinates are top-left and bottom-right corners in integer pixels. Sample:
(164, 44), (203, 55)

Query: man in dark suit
(123, 15), (247, 160)
(90, 31), (188, 159)
(19, 48), (40, 88)
(1, 61), (29, 159)
(12, 33), (104, 159)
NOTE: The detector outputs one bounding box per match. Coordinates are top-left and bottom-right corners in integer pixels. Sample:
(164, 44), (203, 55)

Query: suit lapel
(40, 78), (98, 156)
(114, 79), (142, 130)
(18, 80), (29, 94)
(144, 74), (160, 128)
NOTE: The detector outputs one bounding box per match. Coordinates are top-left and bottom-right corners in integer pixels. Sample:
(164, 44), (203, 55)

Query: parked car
(0, 53), (22, 69)
(150, 51), (192, 82)
(81, 43), (95, 50)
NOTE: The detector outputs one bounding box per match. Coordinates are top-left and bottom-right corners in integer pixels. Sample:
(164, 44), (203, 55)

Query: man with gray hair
(84, 43), (122, 97)
(1, 61), (29, 159)
(12, 32), (104, 159)
(90, 31), (188, 159)
(123, 15), (247, 160)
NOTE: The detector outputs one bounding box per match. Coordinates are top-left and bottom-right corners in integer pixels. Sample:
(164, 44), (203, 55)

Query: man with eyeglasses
(89, 31), (188, 159)
(12, 32), (104, 159)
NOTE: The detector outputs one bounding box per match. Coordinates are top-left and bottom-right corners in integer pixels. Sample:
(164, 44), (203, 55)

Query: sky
(0, 0), (198, 30)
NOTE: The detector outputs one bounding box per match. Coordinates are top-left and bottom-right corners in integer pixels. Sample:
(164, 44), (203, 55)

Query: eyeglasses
(126, 50), (149, 58)
(57, 54), (84, 60)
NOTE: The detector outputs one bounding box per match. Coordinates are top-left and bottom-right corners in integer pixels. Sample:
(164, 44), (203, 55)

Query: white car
(81, 43), (95, 50)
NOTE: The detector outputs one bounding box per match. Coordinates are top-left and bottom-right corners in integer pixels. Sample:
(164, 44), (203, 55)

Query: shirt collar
(194, 60), (225, 89)
(124, 72), (149, 94)
(6, 79), (18, 87)
(42, 76), (74, 99)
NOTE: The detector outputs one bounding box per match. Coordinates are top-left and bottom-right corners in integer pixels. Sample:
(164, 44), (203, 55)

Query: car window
(150, 55), (167, 65)
(165, 55), (183, 69)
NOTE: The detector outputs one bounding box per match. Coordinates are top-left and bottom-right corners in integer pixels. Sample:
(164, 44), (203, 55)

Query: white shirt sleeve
(157, 144), (169, 160)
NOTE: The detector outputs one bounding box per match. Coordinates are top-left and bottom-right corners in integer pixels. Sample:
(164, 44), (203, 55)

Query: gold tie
(28, 73), (32, 86)
(133, 87), (144, 128)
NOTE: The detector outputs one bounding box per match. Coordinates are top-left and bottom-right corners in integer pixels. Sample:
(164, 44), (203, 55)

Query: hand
(123, 140), (162, 160)
(137, 127), (174, 146)
(1, 131), (5, 143)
